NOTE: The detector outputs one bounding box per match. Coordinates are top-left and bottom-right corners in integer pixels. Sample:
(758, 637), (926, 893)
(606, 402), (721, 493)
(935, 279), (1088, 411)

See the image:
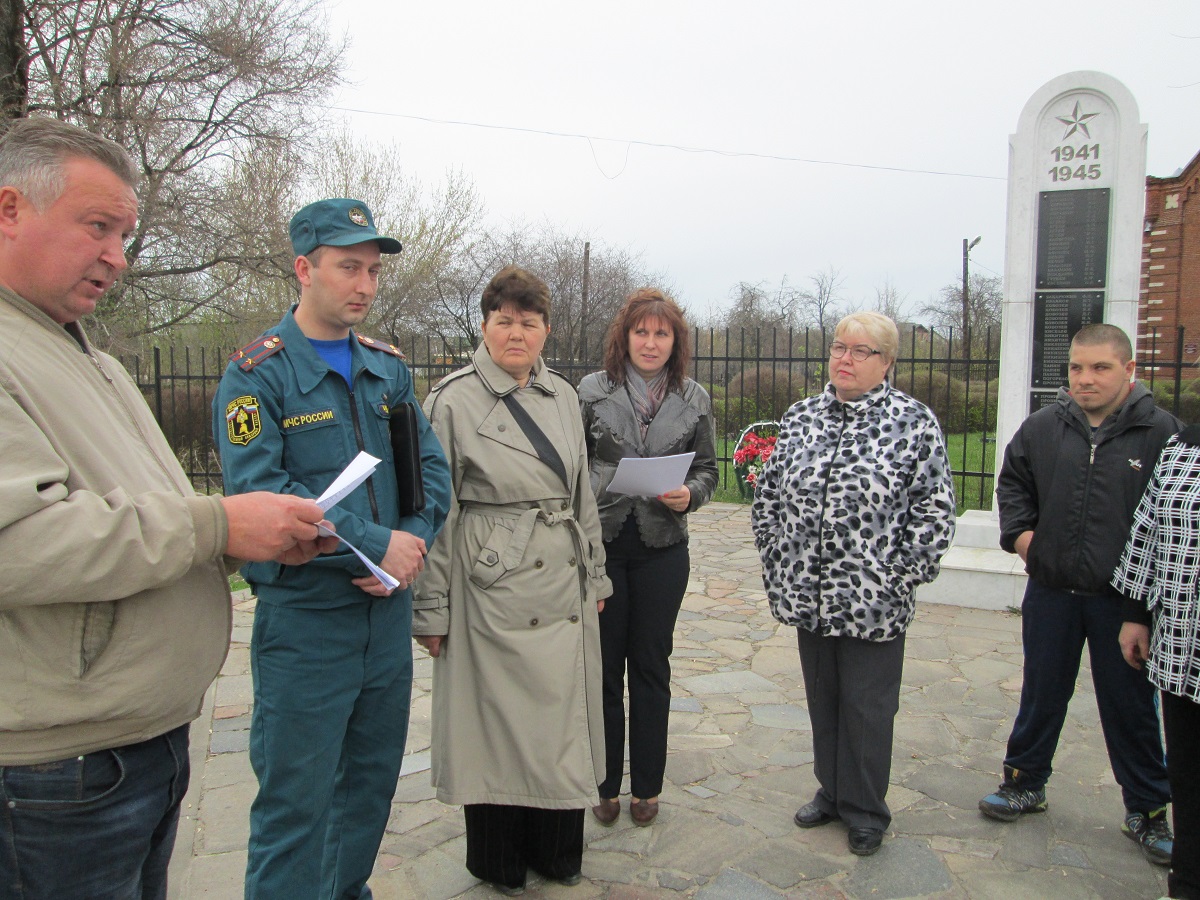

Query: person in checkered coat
(1115, 423), (1200, 900)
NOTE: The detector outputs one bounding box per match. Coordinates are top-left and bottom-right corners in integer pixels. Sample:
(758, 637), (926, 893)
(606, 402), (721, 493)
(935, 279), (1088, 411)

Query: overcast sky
(320, 0), (1200, 321)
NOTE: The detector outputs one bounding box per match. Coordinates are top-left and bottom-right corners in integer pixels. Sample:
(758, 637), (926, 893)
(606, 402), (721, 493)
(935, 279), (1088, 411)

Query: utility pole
(582, 241), (590, 309)
(963, 235), (981, 353)
(581, 241), (590, 362)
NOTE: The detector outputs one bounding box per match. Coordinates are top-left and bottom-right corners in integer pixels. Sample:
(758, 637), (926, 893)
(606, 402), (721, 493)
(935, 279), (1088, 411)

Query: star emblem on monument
(1056, 101), (1099, 139)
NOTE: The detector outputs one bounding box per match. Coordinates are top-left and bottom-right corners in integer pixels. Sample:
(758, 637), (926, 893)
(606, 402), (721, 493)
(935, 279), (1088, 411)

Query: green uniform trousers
(245, 596), (413, 900)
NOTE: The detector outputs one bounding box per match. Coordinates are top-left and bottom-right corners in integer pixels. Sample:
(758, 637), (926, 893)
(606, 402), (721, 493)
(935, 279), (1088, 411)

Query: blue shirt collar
(276, 307), (391, 394)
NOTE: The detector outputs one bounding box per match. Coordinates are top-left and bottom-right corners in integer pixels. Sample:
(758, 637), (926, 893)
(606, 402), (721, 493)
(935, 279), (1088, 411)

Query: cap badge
(348, 207), (369, 227)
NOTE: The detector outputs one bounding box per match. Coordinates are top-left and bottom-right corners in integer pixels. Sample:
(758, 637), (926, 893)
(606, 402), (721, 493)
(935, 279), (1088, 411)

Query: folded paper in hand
(314, 452), (400, 591)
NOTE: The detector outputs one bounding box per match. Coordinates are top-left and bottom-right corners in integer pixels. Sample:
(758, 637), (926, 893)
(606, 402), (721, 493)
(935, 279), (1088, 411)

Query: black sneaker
(1123, 807), (1173, 866)
(978, 783), (1047, 822)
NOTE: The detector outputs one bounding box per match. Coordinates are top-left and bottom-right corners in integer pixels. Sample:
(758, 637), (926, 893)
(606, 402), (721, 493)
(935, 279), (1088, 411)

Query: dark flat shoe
(591, 797), (620, 826)
(486, 882), (525, 896)
(848, 826), (884, 856)
(793, 801), (838, 829)
(630, 798), (659, 826)
(557, 873), (582, 886)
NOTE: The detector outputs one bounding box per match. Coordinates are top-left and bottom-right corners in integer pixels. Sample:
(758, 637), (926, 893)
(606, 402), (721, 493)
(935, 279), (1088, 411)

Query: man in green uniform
(213, 198), (451, 900)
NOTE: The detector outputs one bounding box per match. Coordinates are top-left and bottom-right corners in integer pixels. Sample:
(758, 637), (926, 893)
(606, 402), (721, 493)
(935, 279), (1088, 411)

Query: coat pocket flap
(469, 521), (518, 589)
(468, 508), (542, 589)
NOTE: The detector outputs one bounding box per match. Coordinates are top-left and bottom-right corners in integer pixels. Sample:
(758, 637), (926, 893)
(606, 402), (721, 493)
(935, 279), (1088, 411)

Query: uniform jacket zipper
(346, 368), (380, 524)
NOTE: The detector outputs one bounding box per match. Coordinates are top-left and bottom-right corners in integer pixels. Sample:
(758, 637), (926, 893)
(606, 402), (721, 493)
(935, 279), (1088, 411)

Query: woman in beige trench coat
(413, 265), (611, 895)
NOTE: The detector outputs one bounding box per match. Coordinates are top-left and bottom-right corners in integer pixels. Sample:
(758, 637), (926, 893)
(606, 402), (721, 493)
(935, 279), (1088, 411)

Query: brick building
(1141, 148), (1200, 374)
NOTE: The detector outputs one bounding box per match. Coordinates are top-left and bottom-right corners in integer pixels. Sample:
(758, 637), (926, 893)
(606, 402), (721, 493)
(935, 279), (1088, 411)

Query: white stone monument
(921, 71), (1147, 611)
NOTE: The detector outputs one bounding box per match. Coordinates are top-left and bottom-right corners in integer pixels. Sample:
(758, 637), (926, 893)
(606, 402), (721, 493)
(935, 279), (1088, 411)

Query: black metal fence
(122, 325), (1196, 512)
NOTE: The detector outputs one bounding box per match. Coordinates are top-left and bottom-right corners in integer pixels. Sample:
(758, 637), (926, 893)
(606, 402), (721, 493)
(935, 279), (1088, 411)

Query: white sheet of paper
(316, 524), (401, 592)
(606, 452), (695, 498)
(313, 451), (398, 591)
(316, 451), (381, 512)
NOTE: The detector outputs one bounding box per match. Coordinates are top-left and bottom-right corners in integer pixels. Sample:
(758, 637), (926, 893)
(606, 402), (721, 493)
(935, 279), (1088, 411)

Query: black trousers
(598, 516), (690, 799)
(797, 627), (906, 831)
(1163, 690), (1200, 899)
(1004, 581), (1169, 811)
(463, 804), (583, 889)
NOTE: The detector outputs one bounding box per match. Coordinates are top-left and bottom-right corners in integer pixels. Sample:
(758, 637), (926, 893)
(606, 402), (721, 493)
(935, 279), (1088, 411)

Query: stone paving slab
(170, 504), (1170, 899)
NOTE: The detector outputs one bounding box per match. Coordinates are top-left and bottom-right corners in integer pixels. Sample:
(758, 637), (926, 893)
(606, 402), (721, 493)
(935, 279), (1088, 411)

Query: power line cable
(331, 106), (1006, 182)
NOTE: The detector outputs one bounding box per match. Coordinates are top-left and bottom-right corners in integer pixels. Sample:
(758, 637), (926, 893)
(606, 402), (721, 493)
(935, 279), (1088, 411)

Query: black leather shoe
(848, 826), (884, 856)
(793, 801), (838, 828)
(486, 882), (525, 896)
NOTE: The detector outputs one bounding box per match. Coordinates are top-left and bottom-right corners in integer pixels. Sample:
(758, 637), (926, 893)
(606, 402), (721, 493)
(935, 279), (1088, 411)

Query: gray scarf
(624, 362), (669, 443)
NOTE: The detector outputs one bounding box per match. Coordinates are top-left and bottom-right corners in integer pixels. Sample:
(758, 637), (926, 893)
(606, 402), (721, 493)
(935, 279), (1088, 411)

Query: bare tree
(0, 0), (25, 120)
(544, 232), (655, 365)
(798, 266), (846, 336)
(721, 278), (809, 362)
(467, 223), (658, 366)
(921, 272), (1003, 351)
(405, 221), (662, 366)
(22, 0), (345, 345)
(723, 278), (803, 332)
(297, 130), (485, 349)
(424, 244), (499, 352)
(872, 277), (910, 323)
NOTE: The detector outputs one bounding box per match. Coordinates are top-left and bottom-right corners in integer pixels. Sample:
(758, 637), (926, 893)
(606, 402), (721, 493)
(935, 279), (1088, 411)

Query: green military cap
(289, 198), (402, 257)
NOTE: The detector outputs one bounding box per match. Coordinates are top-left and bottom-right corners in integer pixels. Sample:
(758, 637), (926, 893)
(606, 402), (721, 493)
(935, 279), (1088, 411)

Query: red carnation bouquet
(733, 430), (777, 488)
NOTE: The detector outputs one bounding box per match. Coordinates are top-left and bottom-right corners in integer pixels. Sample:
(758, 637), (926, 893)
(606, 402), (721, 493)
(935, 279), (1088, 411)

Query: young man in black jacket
(979, 324), (1180, 867)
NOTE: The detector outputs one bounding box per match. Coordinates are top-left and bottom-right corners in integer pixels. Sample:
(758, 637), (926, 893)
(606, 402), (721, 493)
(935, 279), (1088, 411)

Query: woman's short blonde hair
(834, 311), (900, 363)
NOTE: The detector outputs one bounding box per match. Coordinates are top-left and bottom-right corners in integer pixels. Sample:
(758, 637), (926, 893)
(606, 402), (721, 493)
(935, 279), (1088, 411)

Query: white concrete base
(916, 510), (1029, 611)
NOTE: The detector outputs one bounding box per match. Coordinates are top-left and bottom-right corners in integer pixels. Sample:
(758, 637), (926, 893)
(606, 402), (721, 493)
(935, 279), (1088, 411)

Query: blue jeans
(1004, 579), (1169, 811)
(0, 724), (191, 900)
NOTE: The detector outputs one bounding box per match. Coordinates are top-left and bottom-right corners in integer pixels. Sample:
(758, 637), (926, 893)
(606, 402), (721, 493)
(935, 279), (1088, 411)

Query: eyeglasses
(828, 342), (883, 362)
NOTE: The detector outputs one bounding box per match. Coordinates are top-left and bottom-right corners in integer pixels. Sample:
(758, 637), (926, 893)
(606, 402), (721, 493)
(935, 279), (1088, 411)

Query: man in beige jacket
(0, 117), (334, 900)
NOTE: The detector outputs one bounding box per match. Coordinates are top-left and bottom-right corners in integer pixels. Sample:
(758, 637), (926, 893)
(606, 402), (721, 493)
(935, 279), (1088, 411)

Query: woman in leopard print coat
(750, 312), (955, 856)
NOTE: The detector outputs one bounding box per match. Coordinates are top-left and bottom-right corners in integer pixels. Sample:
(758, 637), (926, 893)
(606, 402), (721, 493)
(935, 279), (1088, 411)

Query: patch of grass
(944, 432), (997, 514)
(713, 483), (746, 504)
(714, 436), (751, 503)
(228, 572), (250, 592)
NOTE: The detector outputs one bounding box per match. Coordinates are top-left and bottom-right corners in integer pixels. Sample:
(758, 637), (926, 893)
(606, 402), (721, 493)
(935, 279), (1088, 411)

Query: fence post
(153, 347), (163, 423)
(1174, 326), (1185, 419)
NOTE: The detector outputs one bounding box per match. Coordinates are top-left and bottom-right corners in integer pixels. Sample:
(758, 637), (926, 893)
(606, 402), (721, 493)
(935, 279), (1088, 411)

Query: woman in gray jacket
(579, 289), (718, 827)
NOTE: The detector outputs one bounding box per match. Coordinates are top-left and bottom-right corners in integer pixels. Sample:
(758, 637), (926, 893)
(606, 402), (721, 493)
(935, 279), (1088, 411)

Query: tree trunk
(0, 0), (24, 122)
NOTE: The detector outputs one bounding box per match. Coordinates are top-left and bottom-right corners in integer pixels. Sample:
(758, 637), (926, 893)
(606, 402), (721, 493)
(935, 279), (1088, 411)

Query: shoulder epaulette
(356, 334), (406, 360)
(430, 364), (476, 393)
(546, 366), (581, 392)
(230, 334), (284, 371)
